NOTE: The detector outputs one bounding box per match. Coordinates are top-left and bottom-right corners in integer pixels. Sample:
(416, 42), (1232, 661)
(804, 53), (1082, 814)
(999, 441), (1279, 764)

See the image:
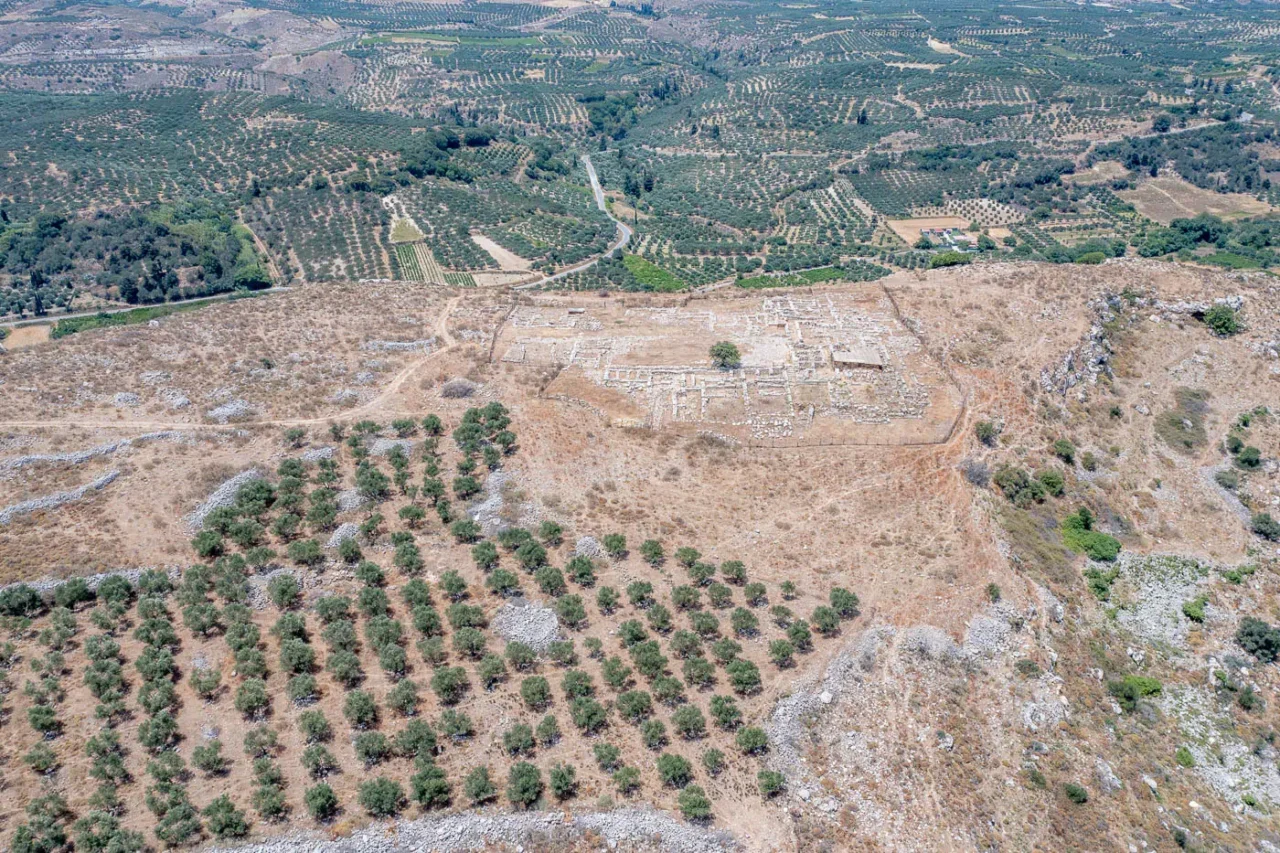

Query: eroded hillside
(1, 260), (1278, 851)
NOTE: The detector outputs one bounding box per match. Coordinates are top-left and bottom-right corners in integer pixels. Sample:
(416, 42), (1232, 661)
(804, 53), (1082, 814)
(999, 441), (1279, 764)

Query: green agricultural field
(623, 254), (686, 292)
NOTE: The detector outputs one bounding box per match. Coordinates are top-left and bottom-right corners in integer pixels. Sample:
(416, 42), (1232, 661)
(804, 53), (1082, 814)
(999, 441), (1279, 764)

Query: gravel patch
(206, 399), (256, 423)
(0, 471), (119, 525)
(112, 392), (139, 408)
(186, 468), (264, 532)
(492, 599), (561, 652)
(206, 806), (737, 853)
(0, 431), (185, 473)
(325, 522), (359, 550)
(301, 446), (335, 462)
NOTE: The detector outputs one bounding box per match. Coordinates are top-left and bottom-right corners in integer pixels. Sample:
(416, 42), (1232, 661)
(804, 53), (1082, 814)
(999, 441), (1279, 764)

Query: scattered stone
(370, 438), (416, 457)
(1038, 585), (1064, 622)
(331, 389), (362, 404)
(206, 399), (255, 423)
(112, 392), (139, 408)
(573, 536), (603, 559)
(0, 471), (120, 525)
(1112, 554), (1211, 650)
(440, 377), (479, 398)
(963, 614), (1010, 657)
(468, 471), (540, 536)
(301, 446), (335, 463)
(204, 806), (738, 853)
(361, 338), (436, 353)
(161, 388), (191, 410)
(336, 489), (366, 513)
(901, 626), (960, 661)
(325, 523), (359, 550)
(819, 690), (833, 705)
(1143, 775), (1158, 793)
(186, 469), (264, 532)
(767, 626), (895, 785)
(1095, 758), (1123, 794)
(492, 599), (561, 653)
(248, 568), (307, 610)
(0, 431), (185, 473)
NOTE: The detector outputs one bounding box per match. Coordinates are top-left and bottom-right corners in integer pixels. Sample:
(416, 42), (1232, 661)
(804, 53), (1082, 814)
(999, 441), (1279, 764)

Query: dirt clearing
(1118, 176), (1274, 224)
(472, 234), (533, 270)
(2, 324), (51, 349)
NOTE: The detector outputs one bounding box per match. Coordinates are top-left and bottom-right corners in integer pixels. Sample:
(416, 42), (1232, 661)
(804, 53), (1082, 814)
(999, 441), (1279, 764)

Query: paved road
(519, 154), (633, 289)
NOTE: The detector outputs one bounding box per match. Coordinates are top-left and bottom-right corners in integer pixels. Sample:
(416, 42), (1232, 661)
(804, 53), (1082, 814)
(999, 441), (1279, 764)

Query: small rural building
(831, 346), (884, 370)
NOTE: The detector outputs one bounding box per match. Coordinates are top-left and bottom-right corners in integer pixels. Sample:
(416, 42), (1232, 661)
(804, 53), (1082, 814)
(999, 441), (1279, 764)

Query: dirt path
(237, 216), (285, 284)
(0, 294), (464, 433)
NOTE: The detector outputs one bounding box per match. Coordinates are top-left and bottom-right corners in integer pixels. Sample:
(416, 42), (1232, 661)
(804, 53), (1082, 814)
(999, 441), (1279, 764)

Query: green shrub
(1061, 508), (1121, 562)
(507, 762), (543, 809)
(549, 763), (577, 800)
(464, 767), (498, 805)
(411, 763), (451, 809)
(678, 785), (712, 820)
(359, 778), (405, 817)
(758, 770), (785, 797)
(1202, 304), (1242, 336)
(613, 766), (641, 794)
(1252, 513), (1280, 542)
(993, 466), (1046, 507)
(305, 784), (338, 822)
(974, 420), (998, 446)
(1051, 439), (1075, 465)
(1107, 675), (1162, 712)
(1063, 783), (1088, 805)
(1236, 617), (1280, 663)
(657, 753), (693, 788)
(203, 795), (249, 839)
(1182, 595), (1208, 623)
(1036, 470), (1065, 497)
(1175, 746), (1196, 768)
